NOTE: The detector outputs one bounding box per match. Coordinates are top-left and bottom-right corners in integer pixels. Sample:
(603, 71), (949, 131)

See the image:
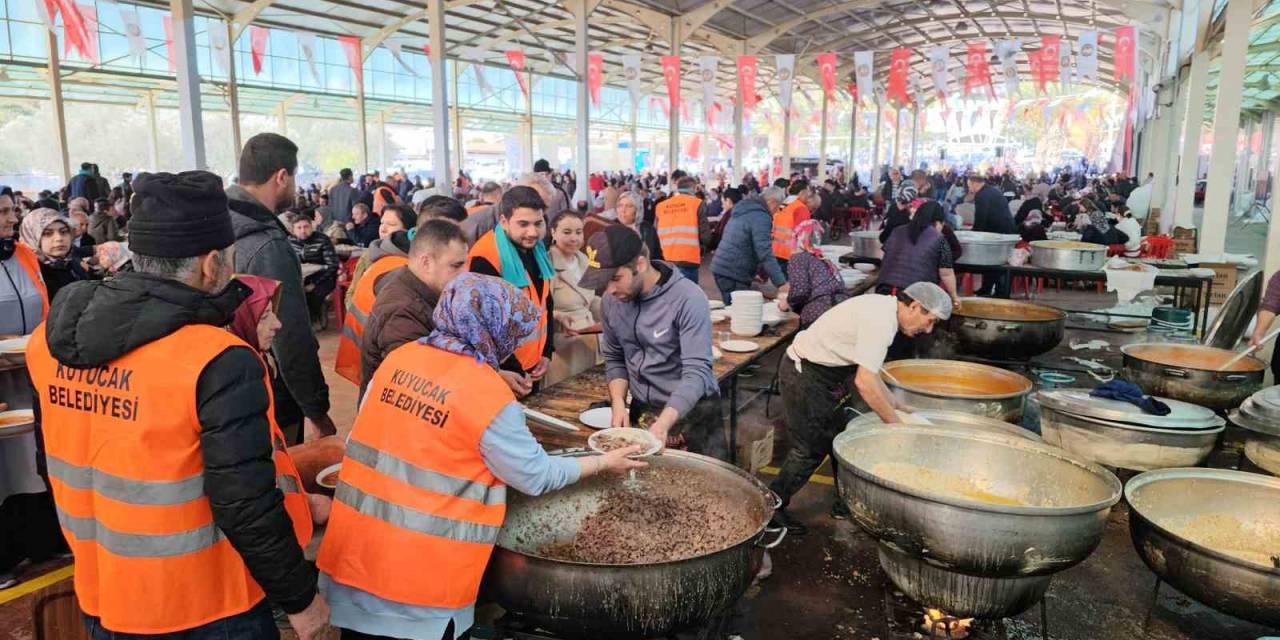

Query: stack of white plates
(838, 268), (868, 290)
(730, 290), (764, 337)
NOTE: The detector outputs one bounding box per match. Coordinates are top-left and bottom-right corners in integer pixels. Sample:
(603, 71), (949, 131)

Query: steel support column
(573, 0), (590, 204)
(910, 104), (919, 170)
(169, 0), (206, 169)
(356, 63), (369, 172)
(871, 103), (883, 187)
(816, 90), (829, 183)
(451, 62), (463, 181)
(377, 111), (388, 170)
(732, 44), (745, 177)
(1266, 112), (1280, 278)
(781, 105), (792, 179)
(225, 20), (242, 166)
(45, 31), (70, 184)
(667, 18), (681, 173)
(1199, 0), (1252, 254)
(526, 68), (535, 168)
(146, 91), (160, 171)
(892, 108), (902, 168)
(428, 0), (450, 190)
(1172, 50), (1210, 229)
(849, 101), (858, 183)
(276, 102), (288, 137)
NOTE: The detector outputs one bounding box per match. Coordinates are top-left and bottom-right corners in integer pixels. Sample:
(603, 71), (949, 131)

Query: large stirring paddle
(1219, 326), (1280, 371)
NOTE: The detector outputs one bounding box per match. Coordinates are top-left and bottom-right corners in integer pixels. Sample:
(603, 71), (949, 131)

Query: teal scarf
(495, 226), (554, 288)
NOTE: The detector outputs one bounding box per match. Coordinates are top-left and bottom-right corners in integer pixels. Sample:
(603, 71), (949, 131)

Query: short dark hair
(410, 218), (466, 258)
(670, 169), (687, 181)
(552, 210), (584, 230)
(383, 204), (418, 230)
(340, 168), (352, 180)
(772, 178), (790, 189)
(723, 188), (743, 204)
(499, 186), (547, 220)
(788, 180), (810, 196)
(676, 176), (696, 191)
(238, 133), (298, 185)
(80, 162), (92, 171)
(420, 195), (466, 222)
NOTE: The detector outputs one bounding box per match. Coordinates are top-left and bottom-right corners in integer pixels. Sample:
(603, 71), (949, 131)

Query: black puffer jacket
(40, 273), (318, 615)
(288, 231), (339, 290)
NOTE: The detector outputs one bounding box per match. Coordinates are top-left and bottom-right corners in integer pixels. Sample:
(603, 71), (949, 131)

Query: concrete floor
(2, 215), (1277, 639)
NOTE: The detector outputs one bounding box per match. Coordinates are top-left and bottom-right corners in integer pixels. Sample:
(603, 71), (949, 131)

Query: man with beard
(578, 225), (724, 460)
(227, 133), (337, 440)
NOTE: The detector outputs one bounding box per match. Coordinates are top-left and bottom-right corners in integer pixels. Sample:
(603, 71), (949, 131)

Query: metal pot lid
(1249, 386), (1280, 415)
(1035, 389), (1224, 431)
(1237, 398), (1280, 433)
(1203, 269), (1262, 350)
(954, 231), (1022, 244)
(1229, 407), (1280, 437)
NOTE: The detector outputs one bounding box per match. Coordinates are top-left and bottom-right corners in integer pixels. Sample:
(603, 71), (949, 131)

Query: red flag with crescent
(847, 81), (858, 102)
(816, 52), (838, 100)
(964, 41), (994, 99)
(1027, 49), (1044, 94)
(162, 15), (175, 72)
(338, 35), (362, 87)
(586, 52), (604, 106)
(1040, 36), (1060, 89)
(661, 56), (681, 112)
(505, 50), (530, 99)
(1113, 26), (1136, 83)
(887, 48), (911, 105)
(53, 0), (93, 62)
(737, 56), (760, 110)
(250, 26), (271, 75)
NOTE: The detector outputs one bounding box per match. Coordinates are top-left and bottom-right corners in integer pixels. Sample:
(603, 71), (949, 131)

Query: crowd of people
(0, 131), (1165, 639)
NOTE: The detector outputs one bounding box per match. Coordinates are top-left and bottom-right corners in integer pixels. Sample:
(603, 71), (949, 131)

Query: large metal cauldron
(1121, 343), (1265, 410)
(850, 230), (884, 259)
(834, 425), (1122, 618)
(844, 408), (1040, 441)
(942, 298), (1066, 359)
(1127, 468), (1280, 627)
(483, 450), (781, 639)
(1029, 240), (1108, 271)
(881, 359), (1034, 422)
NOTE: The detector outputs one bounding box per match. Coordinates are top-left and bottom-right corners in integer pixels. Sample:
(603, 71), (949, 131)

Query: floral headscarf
(94, 242), (133, 272)
(793, 219), (826, 257)
(426, 273), (542, 370)
(19, 208), (71, 266)
(228, 275), (281, 350)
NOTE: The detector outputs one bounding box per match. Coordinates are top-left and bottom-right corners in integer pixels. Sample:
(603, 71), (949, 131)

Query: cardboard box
(1200, 262), (1238, 306)
(1142, 208), (1162, 236)
(1172, 226), (1198, 255)
(735, 421), (775, 474)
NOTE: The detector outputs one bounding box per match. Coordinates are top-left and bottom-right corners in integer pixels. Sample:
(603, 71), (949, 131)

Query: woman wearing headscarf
(1078, 200), (1129, 246)
(226, 275), (307, 444)
(777, 220), (848, 327)
(1019, 210), (1049, 243)
(18, 208), (87, 302)
(317, 274), (645, 640)
(877, 183), (918, 245)
(877, 201), (960, 306)
(606, 192), (662, 260)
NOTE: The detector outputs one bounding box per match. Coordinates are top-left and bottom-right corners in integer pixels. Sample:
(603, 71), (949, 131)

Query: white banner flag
(206, 25), (230, 74)
(385, 41), (419, 77)
(853, 51), (874, 106)
(102, 0), (146, 60)
(775, 54), (796, 111)
(473, 63), (493, 98)
(1059, 40), (1073, 90)
(1077, 31), (1098, 81)
(911, 72), (925, 105)
(699, 56), (718, 125)
(622, 54), (643, 105)
(996, 39), (1021, 97)
(928, 46), (950, 103)
(297, 31), (321, 85)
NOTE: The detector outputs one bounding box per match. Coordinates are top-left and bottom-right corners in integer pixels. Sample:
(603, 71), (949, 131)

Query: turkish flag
(684, 135), (700, 158)
(1027, 49), (1044, 94)
(505, 50), (530, 99)
(964, 41), (994, 99)
(162, 15), (175, 72)
(737, 56), (759, 110)
(661, 56), (681, 113)
(1040, 36), (1060, 89)
(55, 0), (93, 63)
(1113, 26), (1136, 83)
(816, 52), (838, 100)
(250, 26), (269, 75)
(338, 35), (362, 87)
(587, 52), (604, 106)
(887, 48), (911, 105)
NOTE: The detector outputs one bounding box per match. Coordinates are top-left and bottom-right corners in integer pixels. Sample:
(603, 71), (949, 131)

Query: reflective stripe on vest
(655, 194), (701, 264)
(335, 255), (408, 384)
(772, 207), (796, 260)
(13, 243), (49, 319)
(466, 231), (549, 371)
(26, 323), (311, 634)
(317, 342), (513, 609)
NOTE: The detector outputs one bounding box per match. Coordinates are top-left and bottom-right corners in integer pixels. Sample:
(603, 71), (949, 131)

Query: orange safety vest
(467, 230), (548, 371)
(26, 324), (312, 635)
(771, 200), (809, 261)
(12, 243), (49, 318)
(335, 255), (409, 384)
(317, 342), (510, 609)
(655, 193), (702, 264)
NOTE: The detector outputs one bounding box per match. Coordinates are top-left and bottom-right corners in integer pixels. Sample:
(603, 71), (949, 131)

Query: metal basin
(1029, 240), (1108, 271)
(943, 298), (1066, 359)
(1121, 343), (1265, 410)
(1126, 468), (1280, 627)
(881, 359), (1034, 422)
(845, 408), (1040, 441)
(954, 231), (1021, 266)
(850, 230), (884, 259)
(1037, 404), (1223, 471)
(834, 425), (1122, 618)
(483, 451), (779, 639)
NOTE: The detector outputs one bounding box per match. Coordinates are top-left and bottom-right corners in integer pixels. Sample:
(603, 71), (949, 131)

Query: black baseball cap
(578, 224), (644, 294)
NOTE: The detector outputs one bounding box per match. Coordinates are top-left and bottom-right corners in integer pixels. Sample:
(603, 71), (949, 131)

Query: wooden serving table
(524, 317), (802, 461)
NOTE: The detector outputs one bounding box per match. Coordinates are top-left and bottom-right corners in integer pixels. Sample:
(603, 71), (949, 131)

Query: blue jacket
(709, 197), (786, 286)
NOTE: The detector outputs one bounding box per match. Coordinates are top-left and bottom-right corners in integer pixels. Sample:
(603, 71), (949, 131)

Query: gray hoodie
(226, 184), (330, 419)
(600, 262), (716, 417)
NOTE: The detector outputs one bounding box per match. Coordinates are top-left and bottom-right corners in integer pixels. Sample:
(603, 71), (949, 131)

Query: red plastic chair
(1141, 235), (1174, 259)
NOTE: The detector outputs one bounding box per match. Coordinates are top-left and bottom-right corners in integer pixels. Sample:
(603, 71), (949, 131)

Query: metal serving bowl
(850, 230), (884, 259)
(1029, 240), (1108, 271)
(844, 408), (1040, 441)
(881, 359), (1034, 422)
(834, 425), (1122, 618)
(1121, 343), (1265, 410)
(483, 450), (781, 639)
(1126, 468), (1280, 627)
(954, 231), (1021, 266)
(943, 298), (1066, 359)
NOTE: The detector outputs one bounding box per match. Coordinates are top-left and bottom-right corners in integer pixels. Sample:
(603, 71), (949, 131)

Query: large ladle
(1219, 325), (1280, 371)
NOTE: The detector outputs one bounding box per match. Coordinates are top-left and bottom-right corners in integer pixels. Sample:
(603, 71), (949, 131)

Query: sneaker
(0, 573), (18, 590)
(830, 502), (850, 520)
(769, 510), (808, 536)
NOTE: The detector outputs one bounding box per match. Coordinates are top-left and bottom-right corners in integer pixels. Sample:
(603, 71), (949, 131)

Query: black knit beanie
(129, 171), (236, 258)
